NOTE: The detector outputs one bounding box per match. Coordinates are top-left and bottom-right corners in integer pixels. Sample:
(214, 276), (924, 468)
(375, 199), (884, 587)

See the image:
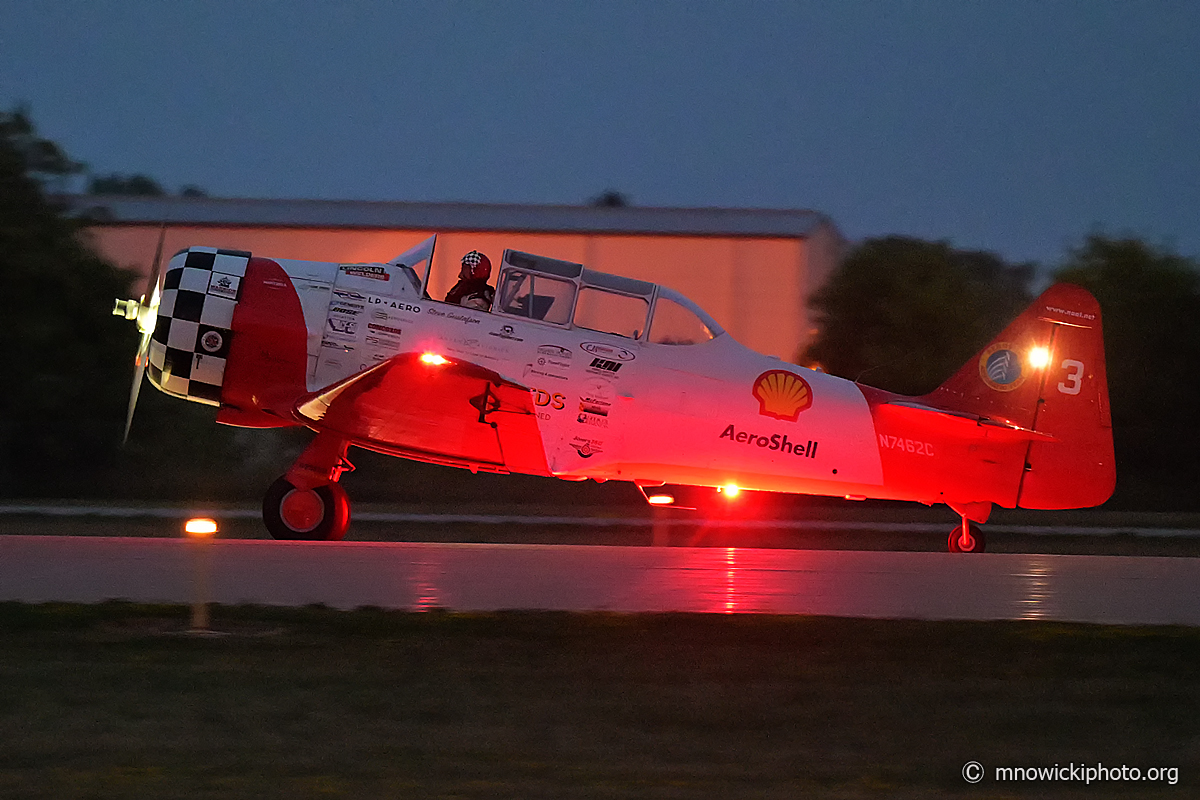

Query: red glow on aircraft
(115, 234), (1114, 551)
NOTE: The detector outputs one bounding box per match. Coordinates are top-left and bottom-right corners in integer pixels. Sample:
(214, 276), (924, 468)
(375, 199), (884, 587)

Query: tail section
(923, 283), (1115, 509)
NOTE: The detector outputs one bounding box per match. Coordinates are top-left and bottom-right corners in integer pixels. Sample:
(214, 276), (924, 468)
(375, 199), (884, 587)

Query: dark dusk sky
(2, 1), (1197, 267)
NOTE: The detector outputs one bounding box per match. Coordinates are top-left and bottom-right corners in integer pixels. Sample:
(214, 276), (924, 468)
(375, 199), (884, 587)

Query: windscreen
(496, 269), (576, 324)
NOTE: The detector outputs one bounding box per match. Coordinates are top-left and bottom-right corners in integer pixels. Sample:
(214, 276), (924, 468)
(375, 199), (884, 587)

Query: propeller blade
(145, 223), (166, 300)
(123, 331), (151, 444)
(122, 223), (168, 444)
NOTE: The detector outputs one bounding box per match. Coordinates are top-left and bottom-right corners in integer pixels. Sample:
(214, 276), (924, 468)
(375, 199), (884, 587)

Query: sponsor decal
(570, 437), (603, 458)
(580, 341), (635, 361)
(327, 318), (357, 335)
(878, 434), (934, 457)
(578, 402), (608, 417)
(334, 289), (367, 302)
(535, 344), (572, 371)
(341, 264), (390, 281)
(200, 331), (224, 353)
(489, 324), (524, 341)
(451, 337), (510, 363)
(367, 298), (424, 314)
(979, 342), (1026, 392)
(371, 311), (389, 320)
(530, 389), (566, 410)
(752, 370), (813, 421)
(368, 297), (421, 313)
(426, 307), (479, 324)
(329, 305), (362, 316)
(719, 424), (818, 458)
(367, 322), (403, 337)
(590, 358), (622, 373)
(207, 273), (239, 299)
(577, 410), (609, 428)
(525, 364), (569, 382)
(580, 379), (614, 409)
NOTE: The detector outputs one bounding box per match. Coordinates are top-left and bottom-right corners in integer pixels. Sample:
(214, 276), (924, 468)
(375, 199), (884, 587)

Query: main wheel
(263, 477), (351, 541)
(948, 522), (986, 553)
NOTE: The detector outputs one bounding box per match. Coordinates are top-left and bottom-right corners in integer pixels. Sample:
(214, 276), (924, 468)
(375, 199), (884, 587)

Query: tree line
(3, 108), (1197, 509)
(803, 236), (1200, 509)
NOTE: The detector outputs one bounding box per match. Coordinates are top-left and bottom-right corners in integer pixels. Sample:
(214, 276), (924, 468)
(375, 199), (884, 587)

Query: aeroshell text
(719, 424), (818, 458)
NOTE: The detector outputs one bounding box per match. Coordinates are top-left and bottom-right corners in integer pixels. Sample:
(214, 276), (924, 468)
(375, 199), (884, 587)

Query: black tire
(262, 477), (351, 541)
(948, 522), (986, 553)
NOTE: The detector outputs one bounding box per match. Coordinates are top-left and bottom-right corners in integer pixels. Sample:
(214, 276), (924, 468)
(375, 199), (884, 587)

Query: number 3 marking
(1058, 359), (1084, 395)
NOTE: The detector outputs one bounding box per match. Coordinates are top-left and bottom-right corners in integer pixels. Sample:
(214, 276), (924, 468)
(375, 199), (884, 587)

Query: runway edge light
(184, 517), (218, 634)
(185, 518), (219, 537)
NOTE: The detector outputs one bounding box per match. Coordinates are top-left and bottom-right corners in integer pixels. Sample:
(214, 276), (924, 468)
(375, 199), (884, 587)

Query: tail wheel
(948, 521), (986, 553)
(263, 477), (350, 541)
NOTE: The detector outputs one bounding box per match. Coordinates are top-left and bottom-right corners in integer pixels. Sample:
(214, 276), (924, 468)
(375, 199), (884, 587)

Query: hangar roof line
(62, 195), (839, 240)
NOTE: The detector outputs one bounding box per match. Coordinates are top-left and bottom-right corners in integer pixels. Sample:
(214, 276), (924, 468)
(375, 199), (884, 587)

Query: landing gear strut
(948, 519), (986, 553)
(263, 432), (353, 541)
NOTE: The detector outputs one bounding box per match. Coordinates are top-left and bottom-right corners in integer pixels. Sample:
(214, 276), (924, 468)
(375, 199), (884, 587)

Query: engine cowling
(150, 247), (311, 429)
(149, 248), (249, 405)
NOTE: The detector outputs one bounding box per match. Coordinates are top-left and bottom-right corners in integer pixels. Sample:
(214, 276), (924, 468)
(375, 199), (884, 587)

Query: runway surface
(3, 504), (1200, 537)
(2, 535), (1198, 625)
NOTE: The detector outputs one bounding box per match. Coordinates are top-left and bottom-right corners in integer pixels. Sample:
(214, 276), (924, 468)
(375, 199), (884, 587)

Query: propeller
(112, 224), (167, 443)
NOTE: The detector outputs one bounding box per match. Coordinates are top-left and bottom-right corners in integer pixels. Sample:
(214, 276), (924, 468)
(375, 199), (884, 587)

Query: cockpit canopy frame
(494, 248), (722, 345)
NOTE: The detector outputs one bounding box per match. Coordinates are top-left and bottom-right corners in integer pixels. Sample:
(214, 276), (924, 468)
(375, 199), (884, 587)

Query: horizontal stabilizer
(883, 401), (1057, 442)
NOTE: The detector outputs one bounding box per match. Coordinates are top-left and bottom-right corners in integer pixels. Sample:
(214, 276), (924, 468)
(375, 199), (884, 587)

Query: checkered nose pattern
(148, 247), (250, 405)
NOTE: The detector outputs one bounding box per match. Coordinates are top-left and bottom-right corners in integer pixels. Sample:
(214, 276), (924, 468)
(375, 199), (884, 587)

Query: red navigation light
(647, 494), (675, 505)
(420, 352), (449, 366)
(719, 484), (741, 499)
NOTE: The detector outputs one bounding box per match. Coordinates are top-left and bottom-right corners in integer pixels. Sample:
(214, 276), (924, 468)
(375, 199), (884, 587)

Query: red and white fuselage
(138, 236), (1114, 542)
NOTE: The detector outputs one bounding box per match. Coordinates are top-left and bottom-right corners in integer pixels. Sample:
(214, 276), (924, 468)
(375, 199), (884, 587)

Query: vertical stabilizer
(922, 284), (1115, 509)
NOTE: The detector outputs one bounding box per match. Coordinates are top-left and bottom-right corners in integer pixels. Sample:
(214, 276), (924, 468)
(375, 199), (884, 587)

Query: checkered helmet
(461, 250), (491, 280)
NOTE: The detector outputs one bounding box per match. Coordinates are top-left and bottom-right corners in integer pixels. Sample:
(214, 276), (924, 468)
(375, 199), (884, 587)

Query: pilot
(445, 250), (496, 311)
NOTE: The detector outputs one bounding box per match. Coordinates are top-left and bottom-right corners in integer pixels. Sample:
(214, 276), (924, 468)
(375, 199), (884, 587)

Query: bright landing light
(1028, 346), (1051, 369)
(720, 484), (741, 499)
(420, 352), (450, 366)
(647, 494), (675, 505)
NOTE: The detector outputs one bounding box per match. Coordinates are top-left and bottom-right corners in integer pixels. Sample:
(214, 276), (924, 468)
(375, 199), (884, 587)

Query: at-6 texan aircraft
(114, 234), (1114, 551)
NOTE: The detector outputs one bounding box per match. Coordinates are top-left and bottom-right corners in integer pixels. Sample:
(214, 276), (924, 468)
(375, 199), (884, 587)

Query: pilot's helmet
(461, 251), (491, 280)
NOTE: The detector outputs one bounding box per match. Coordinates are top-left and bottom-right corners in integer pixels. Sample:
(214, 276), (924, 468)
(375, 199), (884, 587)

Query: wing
(294, 353), (550, 475)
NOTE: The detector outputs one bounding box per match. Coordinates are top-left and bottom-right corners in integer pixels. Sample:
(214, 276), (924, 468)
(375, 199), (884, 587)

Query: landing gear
(263, 477), (351, 541)
(263, 431), (353, 541)
(948, 519), (986, 553)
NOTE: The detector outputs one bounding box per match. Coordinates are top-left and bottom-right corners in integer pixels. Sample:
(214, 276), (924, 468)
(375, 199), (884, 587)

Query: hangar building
(70, 196), (844, 361)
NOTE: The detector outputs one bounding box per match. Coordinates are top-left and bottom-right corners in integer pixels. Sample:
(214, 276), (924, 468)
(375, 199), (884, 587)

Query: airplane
(113, 233), (1114, 551)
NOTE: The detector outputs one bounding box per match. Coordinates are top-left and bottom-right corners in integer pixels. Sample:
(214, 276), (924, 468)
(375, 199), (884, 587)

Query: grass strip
(1, 602), (1196, 798)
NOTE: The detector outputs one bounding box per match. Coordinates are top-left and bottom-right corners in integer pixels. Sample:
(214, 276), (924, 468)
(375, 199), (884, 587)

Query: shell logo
(752, 370), (813, 421)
